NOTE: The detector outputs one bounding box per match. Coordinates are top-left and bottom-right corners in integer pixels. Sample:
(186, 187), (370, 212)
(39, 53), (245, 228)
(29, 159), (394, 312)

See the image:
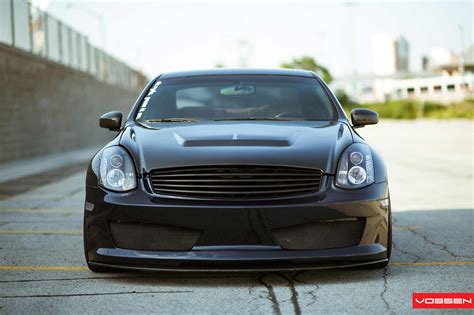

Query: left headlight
(336, 143), (374, 189)
(99, 146), (137, 192)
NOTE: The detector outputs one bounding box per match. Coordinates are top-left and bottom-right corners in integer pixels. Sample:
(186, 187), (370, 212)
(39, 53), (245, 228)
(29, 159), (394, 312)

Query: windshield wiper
(213, 117), (300, 121)
(144, 118), (199, 123)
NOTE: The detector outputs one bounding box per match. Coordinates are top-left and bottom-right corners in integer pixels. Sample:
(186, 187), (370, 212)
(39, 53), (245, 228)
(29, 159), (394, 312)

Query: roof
(158, 68), (315, 79)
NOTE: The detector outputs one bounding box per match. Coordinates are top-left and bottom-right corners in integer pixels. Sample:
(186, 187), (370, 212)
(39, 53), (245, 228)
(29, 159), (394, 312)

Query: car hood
(121, 121), (353, 174)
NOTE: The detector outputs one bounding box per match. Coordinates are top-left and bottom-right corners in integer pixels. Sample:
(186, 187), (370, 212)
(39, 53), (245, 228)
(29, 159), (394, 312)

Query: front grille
(149, 165), (323, 200)
(109, 222), (201, 251)
(271, 218), (366, 250)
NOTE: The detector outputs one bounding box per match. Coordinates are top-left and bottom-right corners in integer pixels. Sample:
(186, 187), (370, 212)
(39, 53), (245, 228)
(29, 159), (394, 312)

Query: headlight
(336, 143), (374, 189)
(99, 146), (137, 191)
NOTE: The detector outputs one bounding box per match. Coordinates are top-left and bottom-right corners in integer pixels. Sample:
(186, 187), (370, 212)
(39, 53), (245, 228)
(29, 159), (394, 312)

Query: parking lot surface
(0, 120), (472, 314)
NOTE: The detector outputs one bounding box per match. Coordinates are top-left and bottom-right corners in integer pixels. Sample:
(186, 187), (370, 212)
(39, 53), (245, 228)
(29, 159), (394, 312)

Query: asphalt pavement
(0, 120), (472, 314)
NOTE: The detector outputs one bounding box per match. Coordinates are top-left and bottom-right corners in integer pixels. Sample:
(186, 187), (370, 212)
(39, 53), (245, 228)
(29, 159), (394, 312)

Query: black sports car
(84, 69), (391, 272)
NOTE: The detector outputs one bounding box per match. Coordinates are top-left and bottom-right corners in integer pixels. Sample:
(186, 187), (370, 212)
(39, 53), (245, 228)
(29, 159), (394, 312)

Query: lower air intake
(271, 218), (366, 250)
(109, 222), (201, 251)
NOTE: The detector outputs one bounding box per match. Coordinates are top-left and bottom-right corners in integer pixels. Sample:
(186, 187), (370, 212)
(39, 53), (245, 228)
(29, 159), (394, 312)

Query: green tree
(280, 56), (333, 83)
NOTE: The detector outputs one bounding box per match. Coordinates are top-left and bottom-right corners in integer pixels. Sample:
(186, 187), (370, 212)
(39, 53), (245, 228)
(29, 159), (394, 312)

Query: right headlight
(98, 146), (137, 192)
(336, 143), (374, 189)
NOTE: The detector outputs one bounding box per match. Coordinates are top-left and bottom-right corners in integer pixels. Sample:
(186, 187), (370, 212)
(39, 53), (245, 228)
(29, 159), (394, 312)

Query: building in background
(333, 36), (473, 104)
(422, 56), (430, 71)
(395, 36), (409, 73)
(332, 70), (473, 104)
(427, 47), (458, 69)
(372, 35), (409, 76)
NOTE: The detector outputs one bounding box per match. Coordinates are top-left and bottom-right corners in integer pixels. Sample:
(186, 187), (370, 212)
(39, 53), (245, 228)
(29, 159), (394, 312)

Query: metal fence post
(58, 20), (63, 62)
(10, 0), (15, 46)
(27, 2), (33, 52)
(44, 13), (49, 58)
(68, 27), (72, 67)
(76, 34), (81, 69)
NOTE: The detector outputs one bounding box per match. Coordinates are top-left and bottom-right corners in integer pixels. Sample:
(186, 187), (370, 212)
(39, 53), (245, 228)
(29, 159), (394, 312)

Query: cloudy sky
(41, 0), (473, 77)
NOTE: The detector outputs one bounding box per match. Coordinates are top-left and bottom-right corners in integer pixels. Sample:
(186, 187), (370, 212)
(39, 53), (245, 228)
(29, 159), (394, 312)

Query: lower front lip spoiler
(88, 244), (388, 272)
(89, 259), (389, 272)
(95, 244), (387, 262)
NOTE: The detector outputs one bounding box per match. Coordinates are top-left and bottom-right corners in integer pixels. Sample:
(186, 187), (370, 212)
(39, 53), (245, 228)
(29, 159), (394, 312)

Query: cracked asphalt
(0, 120), (473, 314)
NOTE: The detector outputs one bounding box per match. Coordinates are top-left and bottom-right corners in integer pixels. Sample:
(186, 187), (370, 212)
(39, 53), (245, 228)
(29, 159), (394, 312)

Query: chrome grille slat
(149, 165), (323, 200)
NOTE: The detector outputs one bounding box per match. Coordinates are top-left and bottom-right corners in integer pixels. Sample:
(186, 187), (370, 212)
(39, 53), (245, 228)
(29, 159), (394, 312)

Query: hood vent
(173, 132), (294, 147)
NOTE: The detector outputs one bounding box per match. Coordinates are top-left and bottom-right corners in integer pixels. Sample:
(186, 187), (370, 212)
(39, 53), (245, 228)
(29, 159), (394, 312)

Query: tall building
(422, 56), (430, 71)
(395, 36), (409, 72)
(372, 35), (409, 75)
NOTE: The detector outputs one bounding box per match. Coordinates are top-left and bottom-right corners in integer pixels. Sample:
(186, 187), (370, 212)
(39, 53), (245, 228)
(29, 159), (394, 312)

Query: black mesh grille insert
(149, 165), (323, 200)
(109, 222), (201, 251)
(271, 218), (366, 250)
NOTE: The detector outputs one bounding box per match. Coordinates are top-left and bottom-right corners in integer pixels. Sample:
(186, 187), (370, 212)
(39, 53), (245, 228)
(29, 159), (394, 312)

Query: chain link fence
(0, 0), (147, 90)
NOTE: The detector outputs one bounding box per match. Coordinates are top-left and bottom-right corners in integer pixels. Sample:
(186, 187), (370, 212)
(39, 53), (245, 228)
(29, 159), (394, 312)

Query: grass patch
(341, 99), (474, 120)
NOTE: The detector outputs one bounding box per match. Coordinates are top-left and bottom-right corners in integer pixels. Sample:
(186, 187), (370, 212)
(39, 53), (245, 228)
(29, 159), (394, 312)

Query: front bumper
(84, 179), (390, 271)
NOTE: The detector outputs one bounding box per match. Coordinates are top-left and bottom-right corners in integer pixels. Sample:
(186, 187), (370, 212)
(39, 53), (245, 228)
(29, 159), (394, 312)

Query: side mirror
(351, 108), (378, 128)
(99, 111), (122, 131)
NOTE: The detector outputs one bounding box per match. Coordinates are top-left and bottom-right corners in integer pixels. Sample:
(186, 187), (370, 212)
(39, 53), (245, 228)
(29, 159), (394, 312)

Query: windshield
(135, 75), (336, 122)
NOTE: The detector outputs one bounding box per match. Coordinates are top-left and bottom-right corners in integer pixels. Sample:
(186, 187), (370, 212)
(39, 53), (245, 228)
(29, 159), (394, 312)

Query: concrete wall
(0, 44), (144, 163)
